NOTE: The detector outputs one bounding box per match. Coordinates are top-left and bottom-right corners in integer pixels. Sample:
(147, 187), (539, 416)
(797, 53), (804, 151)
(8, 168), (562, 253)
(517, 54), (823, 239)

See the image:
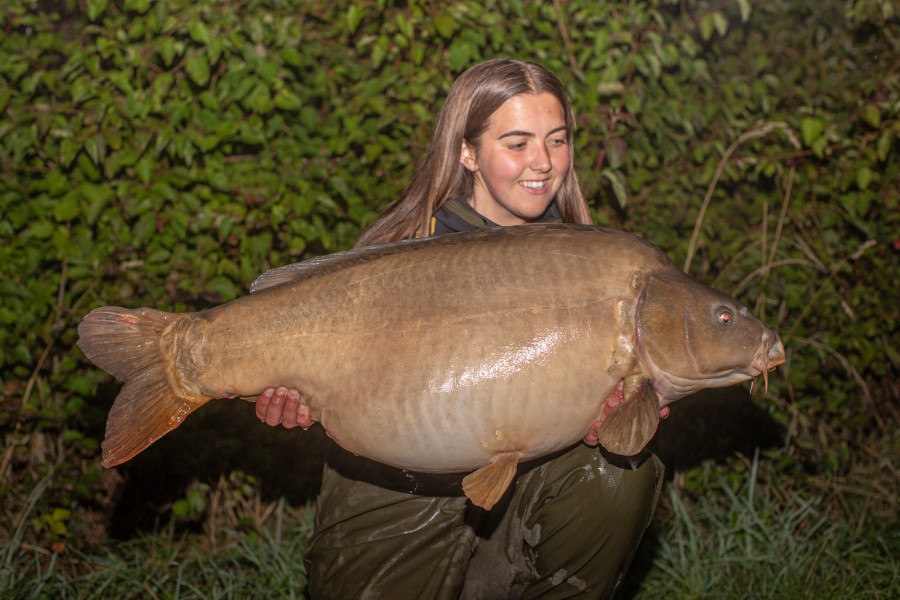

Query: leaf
(396, 13), (412, 40)
(434, 14), (457, 39)
(371, 35), (388, 70)
(597, 81), (625, 96)
(448, 40), (473, 71)
(712, 12), (729, 37)
(605, 138), (628, 169)
(855, 165), (873, 191)
(185, 53), (210, 86)
(601, 168), (628, 209)
(876, 131), (892, 162)
(245, 83), (273, 114)
(274, 89), (302, 111)
(207, 37), (224, 64)
(699, 14), (714, 41)
(81, 183), (113, 225)
(156, 37), (177, 67)
(800, 117), (824, 147)
(736, 0), (751, 23)
(860, 104), (881, 128)
(206, 275), (238, 301)
(188, 20), (210, 45)
(85, 0), (109, 22)
(84, 135), (106, 166)
(124, 0), (151, 14)
(347, 5), (364, 35)
(59, 139), (79, 168)
(53, 195), (80, 222)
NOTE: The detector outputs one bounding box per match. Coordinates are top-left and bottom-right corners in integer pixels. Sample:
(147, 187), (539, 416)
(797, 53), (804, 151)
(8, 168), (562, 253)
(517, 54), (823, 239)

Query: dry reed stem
(552, 0), (581, 77)
(683, 120), (801, 274)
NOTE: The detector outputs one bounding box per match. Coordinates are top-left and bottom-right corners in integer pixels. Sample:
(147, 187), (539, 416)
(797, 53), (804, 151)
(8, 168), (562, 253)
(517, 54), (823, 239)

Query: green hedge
(1, 0), (897, 547)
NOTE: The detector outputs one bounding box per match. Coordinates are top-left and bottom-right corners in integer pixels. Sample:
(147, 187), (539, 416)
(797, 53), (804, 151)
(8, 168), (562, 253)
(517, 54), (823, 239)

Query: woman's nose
(530, 144), (552, 172)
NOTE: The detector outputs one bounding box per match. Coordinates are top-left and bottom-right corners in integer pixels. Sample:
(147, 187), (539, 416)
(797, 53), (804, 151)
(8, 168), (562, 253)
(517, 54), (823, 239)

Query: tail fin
(77, 306), (207, 468)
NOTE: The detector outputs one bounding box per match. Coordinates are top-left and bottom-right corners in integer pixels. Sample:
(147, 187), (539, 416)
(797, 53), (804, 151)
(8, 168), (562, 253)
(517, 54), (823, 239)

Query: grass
(2, 477), (315, 600)
(625, 451), (899, 599)
(3, 450), (897, 599)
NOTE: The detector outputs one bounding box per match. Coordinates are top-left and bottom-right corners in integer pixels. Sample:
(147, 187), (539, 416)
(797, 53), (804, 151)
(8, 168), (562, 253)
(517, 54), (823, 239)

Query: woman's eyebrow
(499, 125), (568, 139)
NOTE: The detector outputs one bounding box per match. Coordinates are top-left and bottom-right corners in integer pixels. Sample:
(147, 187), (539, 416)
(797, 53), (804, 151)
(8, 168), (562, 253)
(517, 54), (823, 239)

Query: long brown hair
(355, 59), (591, 248)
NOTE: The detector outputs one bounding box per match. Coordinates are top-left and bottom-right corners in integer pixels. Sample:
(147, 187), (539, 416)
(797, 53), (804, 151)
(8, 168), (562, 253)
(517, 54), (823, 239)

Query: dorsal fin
(249, 238), (422, 293)
(249, 224), (627, 293)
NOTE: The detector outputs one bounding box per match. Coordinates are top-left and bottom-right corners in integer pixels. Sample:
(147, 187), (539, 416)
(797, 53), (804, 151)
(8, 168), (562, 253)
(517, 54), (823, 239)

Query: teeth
(520, 181), (547, 189)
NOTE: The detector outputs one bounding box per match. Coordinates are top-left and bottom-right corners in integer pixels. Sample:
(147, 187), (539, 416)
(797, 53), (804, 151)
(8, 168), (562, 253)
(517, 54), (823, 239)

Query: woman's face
(460, 92), (570, 226)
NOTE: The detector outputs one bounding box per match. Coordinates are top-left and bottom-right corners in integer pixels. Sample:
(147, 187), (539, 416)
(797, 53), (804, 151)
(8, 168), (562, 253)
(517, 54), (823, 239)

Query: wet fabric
(304, 199), (665, 598)
(306, 444), (664, 599)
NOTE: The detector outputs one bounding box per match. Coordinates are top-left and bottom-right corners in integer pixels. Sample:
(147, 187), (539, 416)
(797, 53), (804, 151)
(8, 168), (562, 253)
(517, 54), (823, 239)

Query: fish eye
(717, 308), (733, 325)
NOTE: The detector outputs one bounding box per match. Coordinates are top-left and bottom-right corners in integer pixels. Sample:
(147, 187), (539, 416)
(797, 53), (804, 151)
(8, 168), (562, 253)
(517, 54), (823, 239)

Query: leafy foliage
(1, 0), (897, 593)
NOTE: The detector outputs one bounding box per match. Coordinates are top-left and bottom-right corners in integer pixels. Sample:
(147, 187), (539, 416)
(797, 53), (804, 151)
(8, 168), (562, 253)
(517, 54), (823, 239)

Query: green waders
(305, 442), (664, 599)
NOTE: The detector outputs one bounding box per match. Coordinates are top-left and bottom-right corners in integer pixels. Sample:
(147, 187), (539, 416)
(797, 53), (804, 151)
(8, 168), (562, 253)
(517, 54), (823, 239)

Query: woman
(257, 59), (665, 599)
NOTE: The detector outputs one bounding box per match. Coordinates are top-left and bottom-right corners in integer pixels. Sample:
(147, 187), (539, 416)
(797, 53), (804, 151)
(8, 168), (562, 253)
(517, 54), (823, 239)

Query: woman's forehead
(488, 93), (567, 132)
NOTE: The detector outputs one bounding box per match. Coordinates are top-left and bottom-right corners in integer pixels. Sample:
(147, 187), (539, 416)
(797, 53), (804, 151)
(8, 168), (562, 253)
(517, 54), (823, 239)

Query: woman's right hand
(256, 387), (314, 429)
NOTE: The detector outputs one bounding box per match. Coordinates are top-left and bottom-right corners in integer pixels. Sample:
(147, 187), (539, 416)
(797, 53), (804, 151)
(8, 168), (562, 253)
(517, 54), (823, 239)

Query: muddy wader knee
(461, 444), (665, 599)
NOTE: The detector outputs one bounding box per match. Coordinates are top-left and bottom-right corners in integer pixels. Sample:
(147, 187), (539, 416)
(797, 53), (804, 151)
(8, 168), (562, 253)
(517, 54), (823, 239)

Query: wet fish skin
(77, 225), (785, 509)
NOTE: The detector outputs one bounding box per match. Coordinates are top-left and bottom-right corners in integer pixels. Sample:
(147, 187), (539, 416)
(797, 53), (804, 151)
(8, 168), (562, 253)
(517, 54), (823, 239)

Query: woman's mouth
(519, 180), (549, 192)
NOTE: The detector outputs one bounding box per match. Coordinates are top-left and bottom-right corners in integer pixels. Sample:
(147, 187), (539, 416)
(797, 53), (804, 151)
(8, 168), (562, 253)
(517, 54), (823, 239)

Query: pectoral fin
(462, 451), (523, 510)
(595, 376), (660, 456)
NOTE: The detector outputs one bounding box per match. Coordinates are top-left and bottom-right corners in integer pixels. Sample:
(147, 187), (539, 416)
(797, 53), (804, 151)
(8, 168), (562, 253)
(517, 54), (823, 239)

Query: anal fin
(595, 376), (660, 456)
(462, 451), (523, 510)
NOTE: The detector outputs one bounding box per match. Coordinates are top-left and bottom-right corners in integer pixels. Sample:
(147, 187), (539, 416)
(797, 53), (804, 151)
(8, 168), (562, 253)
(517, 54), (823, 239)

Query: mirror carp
(77, 225), (785, 509)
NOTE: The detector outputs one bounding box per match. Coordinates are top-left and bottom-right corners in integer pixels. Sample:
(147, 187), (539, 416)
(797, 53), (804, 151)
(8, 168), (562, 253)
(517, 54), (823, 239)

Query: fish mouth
(750, 337), (786, 392)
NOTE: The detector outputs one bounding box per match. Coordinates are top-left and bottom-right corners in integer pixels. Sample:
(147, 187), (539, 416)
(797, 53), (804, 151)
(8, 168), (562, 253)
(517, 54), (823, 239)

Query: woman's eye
(507, 142), (526, 151)
(548, 137), (567, 147)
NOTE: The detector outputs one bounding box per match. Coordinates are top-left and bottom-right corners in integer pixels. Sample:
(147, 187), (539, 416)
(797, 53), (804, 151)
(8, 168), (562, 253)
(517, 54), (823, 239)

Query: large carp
(77, 225), (785, 509)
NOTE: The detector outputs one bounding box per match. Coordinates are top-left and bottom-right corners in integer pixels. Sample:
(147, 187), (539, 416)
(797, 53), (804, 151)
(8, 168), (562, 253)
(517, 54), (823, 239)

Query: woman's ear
(460, 140), (478, 172)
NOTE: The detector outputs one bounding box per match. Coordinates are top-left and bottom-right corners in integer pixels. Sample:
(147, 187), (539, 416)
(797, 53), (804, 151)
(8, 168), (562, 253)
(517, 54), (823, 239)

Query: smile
(519, 180), (548, 190)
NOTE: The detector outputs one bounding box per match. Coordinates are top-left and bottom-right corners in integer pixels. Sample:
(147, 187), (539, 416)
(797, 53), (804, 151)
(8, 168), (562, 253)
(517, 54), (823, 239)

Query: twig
(730, 258), (824, 298)
(552, 0), (581, 77)
(683, 121), (800, 273)
(22, 257), (68, 407)
(0, 442), (15, 487)
(768, 166), (795, 270)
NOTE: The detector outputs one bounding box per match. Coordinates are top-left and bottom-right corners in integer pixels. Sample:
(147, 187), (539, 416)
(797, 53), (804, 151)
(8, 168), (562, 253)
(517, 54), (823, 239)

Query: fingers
(257, 387), (290, 428)
(256, 388), (274, 420)
(601, 380), (625, 420)
(266, 387), (290, 427)
(582, 421), (601, 446)
(281, 390), (300, 430)
(257, 387), (313, 429)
